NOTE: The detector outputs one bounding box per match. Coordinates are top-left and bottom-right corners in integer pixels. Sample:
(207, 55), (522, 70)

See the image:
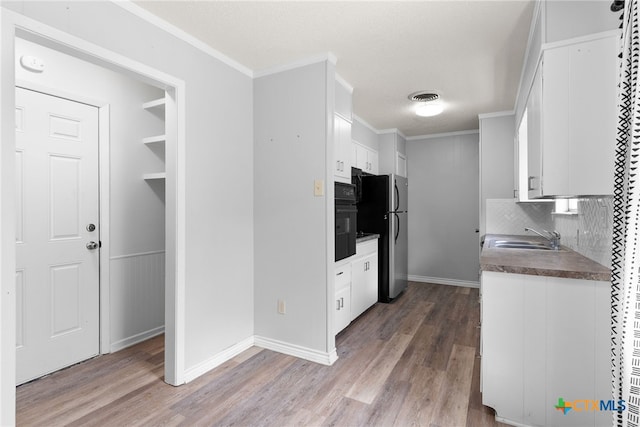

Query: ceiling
(135, 1), (535, 137)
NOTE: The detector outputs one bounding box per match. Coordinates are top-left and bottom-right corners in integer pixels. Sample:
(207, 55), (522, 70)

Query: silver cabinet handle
(340, 297), (344, 309)
(337, 299), (341, 310)
(86, 241), (99, 250)
(528, 176), (536, 191)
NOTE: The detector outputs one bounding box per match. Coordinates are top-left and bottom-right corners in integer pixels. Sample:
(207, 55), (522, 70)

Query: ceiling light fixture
(409, 91), (444, 117)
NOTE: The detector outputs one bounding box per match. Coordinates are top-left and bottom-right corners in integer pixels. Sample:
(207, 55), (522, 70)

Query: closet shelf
(142, 135), (166, 145)
(143, 172), (166, 180)
(142, 98), (166, 110)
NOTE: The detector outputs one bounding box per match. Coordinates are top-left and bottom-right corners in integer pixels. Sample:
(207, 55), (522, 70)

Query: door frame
(1, 9), (187, 425)
(16, 82), (112, 355)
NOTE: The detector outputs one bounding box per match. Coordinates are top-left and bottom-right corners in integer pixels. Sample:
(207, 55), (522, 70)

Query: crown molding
(254, 53), (337, 78)
(406, 129), (479, 141)
(112, 0), (254, 78)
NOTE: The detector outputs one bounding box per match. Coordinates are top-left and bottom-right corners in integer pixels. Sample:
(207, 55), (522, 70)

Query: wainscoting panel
(109, 251), (165, 352)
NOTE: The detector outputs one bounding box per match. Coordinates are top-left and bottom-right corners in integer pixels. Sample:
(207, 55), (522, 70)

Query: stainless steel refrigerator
(357, 174), (408, 302)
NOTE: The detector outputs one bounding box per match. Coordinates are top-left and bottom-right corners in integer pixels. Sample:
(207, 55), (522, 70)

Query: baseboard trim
(110, 325), (165, 353)
(254, 336), (338, 366)
(408, 275), (480, 289)
(183, 336), (255, 383)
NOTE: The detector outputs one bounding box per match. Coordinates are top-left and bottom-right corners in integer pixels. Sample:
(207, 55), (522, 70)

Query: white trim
(183, 336), (255, 383)
(254, 336), (339, 366)
(406, 129), (479, 141)
(409, 275), (480, 289)
(99, 104), (111, 355)
(377, 127), (408, 139)
(352, 114), (379, 134)
(335, 73), (353, 94)
(15, 80), (105, 108)
(542, 29), (622, 52)
(513, 0), (543, 125)
(112, 1), (253, 78)
(110, 250), (166, 261)
(110, 326), (165, 353)
(478, 110), (515, 120)
(254, 53), (337, 78)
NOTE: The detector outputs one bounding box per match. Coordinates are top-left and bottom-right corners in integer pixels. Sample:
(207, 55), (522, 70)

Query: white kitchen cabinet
(334, 114), (352, 182)
(334, 263), (351, 334)
(481, 271), (610, 426)
(525, 32), (618, 198)
(350, 239), (378, 320)
(352, 141), (379, 174)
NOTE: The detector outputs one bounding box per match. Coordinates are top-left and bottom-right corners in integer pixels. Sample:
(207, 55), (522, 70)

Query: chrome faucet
(525, 227), (561, 250)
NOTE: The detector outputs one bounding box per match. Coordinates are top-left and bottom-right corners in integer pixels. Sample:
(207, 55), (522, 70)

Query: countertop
(356, 233), (380, 243)
(480, 234), (611, 282)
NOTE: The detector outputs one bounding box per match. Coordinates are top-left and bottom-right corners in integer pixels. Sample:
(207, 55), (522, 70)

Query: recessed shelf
(142, 98), (166, 110)
(143, 172), (166, 180)
(142, 135), (166, 145)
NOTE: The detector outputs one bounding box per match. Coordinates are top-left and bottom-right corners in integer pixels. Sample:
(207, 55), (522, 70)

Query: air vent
(408, 92), (440, 102)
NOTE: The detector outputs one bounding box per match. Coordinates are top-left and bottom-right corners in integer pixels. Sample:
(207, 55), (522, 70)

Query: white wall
(15, 38), (166, 351)
(407, 132), (480, 285)
(1, 2), (254, 420)
(253, 60), (334, 358)
(479, 113), (515, 236)
(352, 116), (379, 151)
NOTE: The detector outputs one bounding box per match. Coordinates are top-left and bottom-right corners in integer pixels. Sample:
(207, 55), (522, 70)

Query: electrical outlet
(314, 179), (324, 197)
(278, 299), (286, 315)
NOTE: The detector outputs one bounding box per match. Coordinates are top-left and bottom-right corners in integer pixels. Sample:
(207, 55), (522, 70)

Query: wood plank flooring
(17, 282), (506, 427)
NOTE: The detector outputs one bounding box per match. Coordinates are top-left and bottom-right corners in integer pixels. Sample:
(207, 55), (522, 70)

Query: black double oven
(335, 182), (357, 261)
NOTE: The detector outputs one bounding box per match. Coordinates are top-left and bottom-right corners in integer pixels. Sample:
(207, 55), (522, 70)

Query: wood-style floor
(17, 282), (505, 427)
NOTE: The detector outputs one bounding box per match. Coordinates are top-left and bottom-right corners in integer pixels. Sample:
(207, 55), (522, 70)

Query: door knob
(86, 241), (99, 250)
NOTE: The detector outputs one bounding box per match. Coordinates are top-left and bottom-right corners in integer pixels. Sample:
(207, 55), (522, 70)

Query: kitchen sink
(491, 243), (553, 250)
(488, 239), (560, 251)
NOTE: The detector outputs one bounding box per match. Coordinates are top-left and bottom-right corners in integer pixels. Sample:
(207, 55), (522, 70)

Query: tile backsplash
(485, 198), (613, 268)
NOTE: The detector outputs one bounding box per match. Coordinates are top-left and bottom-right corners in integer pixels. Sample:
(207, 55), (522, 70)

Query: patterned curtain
(612, 1), (640, 426)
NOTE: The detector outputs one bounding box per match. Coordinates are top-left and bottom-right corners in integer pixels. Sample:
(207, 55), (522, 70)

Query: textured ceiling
(135, 1), (535, 137)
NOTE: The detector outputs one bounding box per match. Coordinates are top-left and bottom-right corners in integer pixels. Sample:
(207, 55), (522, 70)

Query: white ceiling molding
(406, 129), (480, 142)
(352, 114), (378, 134)
(253, 52), (337, 79)
(335, 73), (354, 94)
(113, 0), (254, 78)
(478, 111), (515, 119)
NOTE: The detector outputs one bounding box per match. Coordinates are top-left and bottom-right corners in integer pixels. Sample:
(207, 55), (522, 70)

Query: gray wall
(352, 116), (379, 151)
(253, 61), (332, 353)
(407, 132), (480, 284)
(1, 1), (254, 409)
(479, 114), (515, 236)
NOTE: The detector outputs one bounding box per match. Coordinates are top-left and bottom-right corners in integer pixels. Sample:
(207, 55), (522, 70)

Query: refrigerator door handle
(394, 213), (400, 243)
(394, 181), (400, 212)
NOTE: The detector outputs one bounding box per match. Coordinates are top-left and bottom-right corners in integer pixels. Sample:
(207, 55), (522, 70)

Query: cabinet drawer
(335, 264), (351, 291)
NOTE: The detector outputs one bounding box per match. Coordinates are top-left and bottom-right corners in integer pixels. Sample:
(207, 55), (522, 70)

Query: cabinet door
(334, 115), (351, 180)
(527, 62), (543, 199)
(350, 253), (378, 320)
(335, 286), (351, 334)
(481, 272), (524, 424)
(368, 150), (379, 174)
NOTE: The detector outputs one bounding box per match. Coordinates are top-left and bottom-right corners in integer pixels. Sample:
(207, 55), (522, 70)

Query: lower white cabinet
(481, 271), (610, 427)
(334, 238), (379, 334)
(334, 263), (351, 334)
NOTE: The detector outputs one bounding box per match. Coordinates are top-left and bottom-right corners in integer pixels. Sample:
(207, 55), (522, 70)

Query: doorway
(14, 35), (170, 384)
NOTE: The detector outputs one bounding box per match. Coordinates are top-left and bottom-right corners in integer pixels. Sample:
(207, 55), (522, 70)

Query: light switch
(314, 179), (324, 197)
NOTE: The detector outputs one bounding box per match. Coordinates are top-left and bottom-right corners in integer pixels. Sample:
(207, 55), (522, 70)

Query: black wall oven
(335, 182), (357, 261)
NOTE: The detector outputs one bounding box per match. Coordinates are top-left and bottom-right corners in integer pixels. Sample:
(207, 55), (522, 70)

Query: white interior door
(15, 87), (100, 385)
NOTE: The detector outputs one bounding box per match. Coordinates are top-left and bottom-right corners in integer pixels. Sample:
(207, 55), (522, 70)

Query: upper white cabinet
(334, 77), (353, 183)
(334, 114), (352, 181)
(524, 32), (618, 198)
(352, 141), (379, 174)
